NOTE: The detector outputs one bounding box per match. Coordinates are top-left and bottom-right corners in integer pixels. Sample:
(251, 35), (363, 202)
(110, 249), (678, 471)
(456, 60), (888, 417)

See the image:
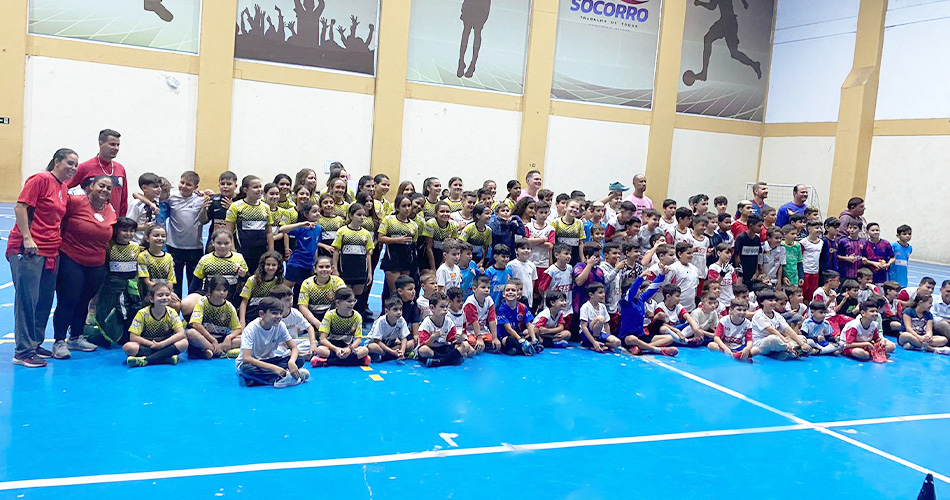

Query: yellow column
(369, 0), (413, 191)
(0, 0), (28, 200)
(643, 0), (687, 202)
(829, 0), (888, 214)
(193, 0), (238, 187)
(516, 0), (560, 183)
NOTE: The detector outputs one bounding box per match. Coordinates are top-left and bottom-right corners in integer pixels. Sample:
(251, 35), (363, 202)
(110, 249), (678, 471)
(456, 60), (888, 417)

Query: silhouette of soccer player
(458, 0), (491, 78)
(144, 0), (173, 22)
(685, 0), (762, 85)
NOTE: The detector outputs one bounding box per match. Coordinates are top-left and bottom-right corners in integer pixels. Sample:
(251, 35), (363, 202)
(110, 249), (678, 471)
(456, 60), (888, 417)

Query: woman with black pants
(51, 175), (117, 359)
(9, 149), (77, 368)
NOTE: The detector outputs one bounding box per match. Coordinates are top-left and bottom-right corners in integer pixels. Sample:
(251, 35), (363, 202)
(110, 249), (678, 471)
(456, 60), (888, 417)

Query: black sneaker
(35, 346), (53, 359)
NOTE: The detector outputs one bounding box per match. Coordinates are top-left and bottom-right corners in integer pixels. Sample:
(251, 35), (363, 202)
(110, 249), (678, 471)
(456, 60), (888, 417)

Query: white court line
(1, 412), (949, 491)
(640, 357), (950, 484)
(0, 282), (12, 291)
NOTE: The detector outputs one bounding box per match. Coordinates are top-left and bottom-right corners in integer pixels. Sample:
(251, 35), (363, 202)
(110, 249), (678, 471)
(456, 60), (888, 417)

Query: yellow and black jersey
(552, 217), (585, 262)
(374, 198), (394, 218)
(378, 215), (419, 241)
(129, 306), (184, 342)
(422, 219), (459, 246)
(319, 308), (363, 345)
(360, 213), (379, 234)
(190, 297), (241, 336)
(298, 275), (346, 316)
(269, 206), (292, 235)
(277, 198), (295, 210)
(225, 200), (270, 252)
(332, 200), (349, 219)
(422, 199), (440, 220)
(460, 223), (492, 258)
(137, 250), (176, 284)
(194, 252), (248, 288)
(445, 199), (464, 212)
(333, 226), (375, 255)
(108, 242), (140, 279)
(317, 215), (345, 257)
(239, 275), (281, 303)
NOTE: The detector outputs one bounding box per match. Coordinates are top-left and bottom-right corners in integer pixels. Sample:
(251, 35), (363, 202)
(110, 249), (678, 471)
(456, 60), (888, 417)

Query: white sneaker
(297, 368), (310, 382)
(52, 340), (71, 359)
(934, 347), (950, 355)
(273, 370), (301, 388)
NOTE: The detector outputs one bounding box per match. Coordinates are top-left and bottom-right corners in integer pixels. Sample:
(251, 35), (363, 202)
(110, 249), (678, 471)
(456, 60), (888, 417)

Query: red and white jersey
(688, 232), (710, 275)
(644, 263), (676, 289)
(650, 301), (688, 324)
(419, 316), (458, 346)
(463, 295), (496, 333)
(707, 262), (738, 307)
(897, 287), (918, 303)
(857, 284), (882, 304)
(539, 264), (573, 306)
(715, 316), (753, 351)
(842, 318), (880, 344)
(812, 287), (837, 318)
(533, 307), (566, 330)
(665, 227), (692, 246)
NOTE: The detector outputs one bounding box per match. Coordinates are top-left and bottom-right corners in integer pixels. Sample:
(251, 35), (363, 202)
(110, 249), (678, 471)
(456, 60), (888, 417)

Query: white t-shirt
(436, 263), (463, 290)
(658, 217), (677, 233)
(758, 243), (786, 281)
(687, 232), (710, 276)
(579, 301), (609, 323)
(507, 259), (538, 306)
(236, 318), (292, 371)
(367, 315), (411, 344)
(528, 223), (555, 269)
(800, 238), (823, 274)
(600, 262), (623, 314)
(650, 301), (689, 324)
(419, 316), (458, 347)
(751, 309), (789, 342)
(447, 308), (467, 329)
(691, 307), (720, 331)
(812, 287), (837, 318)
(670, 261), (700, 311)
(542, 264), (573, 307)
(126, 199), (156, 245)
(450, 211), (473, 228)
(275, 309), (312, 356)
(715, 316), (753, 351)
(533, 307), (566, 329)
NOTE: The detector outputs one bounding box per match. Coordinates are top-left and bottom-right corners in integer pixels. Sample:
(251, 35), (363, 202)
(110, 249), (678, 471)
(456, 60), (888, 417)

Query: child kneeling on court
(311, 288), (370, 366)
(236, 297), (310, 388)
(800, 301), (844, 355)
(124, 280), (188, 367)
(497, 280), (541, 356)
(186, 276), (243, 359)
(709, 299), (754, 362)
(418, 292), (471, 367)
(580, 283), (621, 352)
(618, 268), (678, 356)
(841, 301), (895, 362)
(367, 297), (415, 362)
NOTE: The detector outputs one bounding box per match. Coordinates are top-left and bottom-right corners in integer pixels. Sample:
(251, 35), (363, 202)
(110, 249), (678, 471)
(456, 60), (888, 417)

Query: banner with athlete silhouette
(406, 0), (531, 94)
(28, 0), (202, 53)
(678, 0), (775, 121)
(551, 0), (661, 108)
(234, 0), (379, 76)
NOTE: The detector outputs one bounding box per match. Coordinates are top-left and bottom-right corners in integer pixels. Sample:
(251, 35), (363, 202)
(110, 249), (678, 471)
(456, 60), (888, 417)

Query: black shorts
(381, 243), (416, 273)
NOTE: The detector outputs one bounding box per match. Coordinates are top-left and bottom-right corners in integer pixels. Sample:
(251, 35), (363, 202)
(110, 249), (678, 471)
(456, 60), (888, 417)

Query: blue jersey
(617, 274), (665, 336)
(484, 265), (512, 306)
(287, 224), (323, 270)
(496, 301), (534, 338)
(459, 261), (479, 296)
(889, 242), (912, 288)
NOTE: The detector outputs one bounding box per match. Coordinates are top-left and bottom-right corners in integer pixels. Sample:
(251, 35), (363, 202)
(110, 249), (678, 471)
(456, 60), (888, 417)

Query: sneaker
(310, 356), (328, 368)
(425, 357), (437, 368)
(274, 370), (301, 388)
(52, 340), (71, 359)
(628, 345), (641, 355)
(126, 356), (147, 367)
(66, 336), (98, 352)
(902, 342), (914, 350)
(12, 355), (47, 368)
(934, 347), (950, 355)
(36, 345), (53, 359)
(532, 342), (544, 354)
(226, 348), (240, 358)
(552, 340), (569, 348)
(659, 347), (678, 357)
(297, 368), (310, 382)
(169, 354), (180, 365)
(362, 355), (372, 366)
(520, 340), (534, 356)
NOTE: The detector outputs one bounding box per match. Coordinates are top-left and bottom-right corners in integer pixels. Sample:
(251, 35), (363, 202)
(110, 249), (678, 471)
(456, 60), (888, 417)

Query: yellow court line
(360, 365), (373, 372)
(369, 374), (384, 382)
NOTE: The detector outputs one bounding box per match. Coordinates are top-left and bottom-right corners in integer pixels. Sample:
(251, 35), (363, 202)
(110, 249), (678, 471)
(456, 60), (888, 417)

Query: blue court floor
(0, 202), (947, 499)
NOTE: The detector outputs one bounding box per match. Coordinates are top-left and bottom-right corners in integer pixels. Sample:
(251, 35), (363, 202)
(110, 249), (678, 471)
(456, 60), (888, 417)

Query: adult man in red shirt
(68, 129), (129, 216)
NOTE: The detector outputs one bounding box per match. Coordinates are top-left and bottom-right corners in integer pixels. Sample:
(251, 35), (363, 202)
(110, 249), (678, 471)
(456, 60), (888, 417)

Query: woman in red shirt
(51, 175), (118, 359)
(8, 148), (77, 368)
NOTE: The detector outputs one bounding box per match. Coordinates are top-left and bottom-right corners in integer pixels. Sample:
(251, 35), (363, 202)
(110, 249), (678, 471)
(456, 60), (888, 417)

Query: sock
(145, 344), (180, 364)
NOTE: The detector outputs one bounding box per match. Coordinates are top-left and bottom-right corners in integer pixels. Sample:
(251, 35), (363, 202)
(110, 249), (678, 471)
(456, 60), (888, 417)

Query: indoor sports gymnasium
(1, 0), (947, 498)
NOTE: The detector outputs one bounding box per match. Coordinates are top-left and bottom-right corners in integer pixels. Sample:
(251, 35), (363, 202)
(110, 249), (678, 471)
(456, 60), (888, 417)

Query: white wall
(668, 128), (761, 207)
(876, 0), (950, 120)
(229, 79), (375, 189)
(22, 56), (198, 190)
(766, 0), (858, 123)
(866, 135), (950, 264)
(400, 99), (521, 192)
(544, 115), (649, 199)
(758, 136), (835, 215)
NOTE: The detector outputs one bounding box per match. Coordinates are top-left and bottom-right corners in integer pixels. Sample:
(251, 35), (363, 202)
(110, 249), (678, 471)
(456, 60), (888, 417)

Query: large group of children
(76, 166), (941, 388)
